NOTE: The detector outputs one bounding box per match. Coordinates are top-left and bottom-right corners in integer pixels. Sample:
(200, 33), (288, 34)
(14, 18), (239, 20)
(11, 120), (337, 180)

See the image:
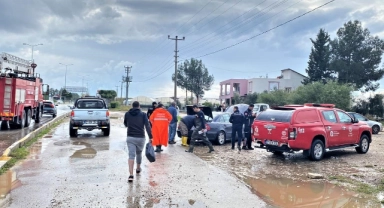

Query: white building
(247, 69), (307, 94)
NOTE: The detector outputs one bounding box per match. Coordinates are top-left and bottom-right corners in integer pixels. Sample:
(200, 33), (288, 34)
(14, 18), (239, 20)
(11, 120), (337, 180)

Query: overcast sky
(1, 0), (383, 99)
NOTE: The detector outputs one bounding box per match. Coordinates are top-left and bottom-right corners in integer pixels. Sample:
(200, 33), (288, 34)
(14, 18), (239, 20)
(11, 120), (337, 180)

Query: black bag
(145, 142), (156, 162)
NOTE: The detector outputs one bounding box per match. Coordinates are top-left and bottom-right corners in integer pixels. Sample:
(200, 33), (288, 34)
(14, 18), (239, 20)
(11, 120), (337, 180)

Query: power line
(194, 0), (336, 59)
(183, 0), (290, 54)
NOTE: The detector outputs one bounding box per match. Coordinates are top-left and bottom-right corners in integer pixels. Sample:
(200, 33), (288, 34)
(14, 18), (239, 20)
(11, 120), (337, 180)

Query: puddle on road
(245, 175), (382, 208)
(53, 140), (71, 146)
(0, 170), (22, 199)
(125, 196), (206, 208)
(70, 141), (97, 159)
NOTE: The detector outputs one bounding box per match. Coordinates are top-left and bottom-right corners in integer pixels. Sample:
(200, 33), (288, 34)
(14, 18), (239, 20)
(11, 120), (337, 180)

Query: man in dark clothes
(179, 115), (195, 146)
(229, 106), (245, 151)
(243, 104), (256, 150)
(124, 101), (152, 182)
(146, 102), (157, 127)
(185, 105), (214, 153)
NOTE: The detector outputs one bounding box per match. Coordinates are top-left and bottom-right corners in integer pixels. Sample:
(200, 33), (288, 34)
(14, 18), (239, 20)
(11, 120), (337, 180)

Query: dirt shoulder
(192, 133), (384, 207)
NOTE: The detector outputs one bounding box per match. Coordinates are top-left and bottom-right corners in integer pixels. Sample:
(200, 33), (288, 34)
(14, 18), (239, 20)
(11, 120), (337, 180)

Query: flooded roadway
(0, 112), (267, 208)
(0, 105), (71, 155)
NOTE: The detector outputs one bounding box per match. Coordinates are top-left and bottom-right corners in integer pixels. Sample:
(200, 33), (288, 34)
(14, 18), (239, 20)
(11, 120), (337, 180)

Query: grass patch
(381, 199), (384, 205)
(109, 105), (131, 112)
(329, 175), (384, 195)
(379, 169), (384, 173)
(0, 119), (65, 175)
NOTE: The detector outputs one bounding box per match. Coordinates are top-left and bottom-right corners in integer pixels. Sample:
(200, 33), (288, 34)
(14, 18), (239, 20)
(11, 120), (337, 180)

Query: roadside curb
(0, 112), (70, 168)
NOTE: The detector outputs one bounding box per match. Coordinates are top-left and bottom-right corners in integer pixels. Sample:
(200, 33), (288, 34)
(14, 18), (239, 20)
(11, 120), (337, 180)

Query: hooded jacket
(124, 108), (152, 138)
(229, 110), (245, 126)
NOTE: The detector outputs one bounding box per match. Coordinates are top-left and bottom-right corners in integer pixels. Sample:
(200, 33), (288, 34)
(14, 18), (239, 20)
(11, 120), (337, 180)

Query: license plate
(84, 121), (96, 124)
(265, 140), (278, 146)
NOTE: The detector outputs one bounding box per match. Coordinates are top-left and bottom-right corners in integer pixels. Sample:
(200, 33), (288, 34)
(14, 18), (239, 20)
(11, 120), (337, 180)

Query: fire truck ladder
(1, 52), (32, 75)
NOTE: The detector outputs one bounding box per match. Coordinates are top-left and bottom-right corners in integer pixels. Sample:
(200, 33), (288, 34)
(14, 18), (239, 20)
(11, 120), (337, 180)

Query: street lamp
(59, 63), (73, 92)
(81, 75), (90, 97)
(23, 43), (43, 63)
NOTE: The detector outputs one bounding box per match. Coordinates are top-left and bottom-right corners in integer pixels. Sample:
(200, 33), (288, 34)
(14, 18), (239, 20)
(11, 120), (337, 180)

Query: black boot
(185, 145), (194, 153)
(155, 145), (161, 153)
(207, 143), (215, 153)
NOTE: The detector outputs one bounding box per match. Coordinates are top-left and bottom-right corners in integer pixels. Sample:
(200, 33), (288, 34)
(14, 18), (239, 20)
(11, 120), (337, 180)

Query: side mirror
(55, 104), (58, 106)
(352, 118), (359, 123)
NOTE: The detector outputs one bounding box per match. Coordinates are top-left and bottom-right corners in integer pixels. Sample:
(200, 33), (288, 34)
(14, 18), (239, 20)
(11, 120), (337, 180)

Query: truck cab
(252, 103), (372, 161)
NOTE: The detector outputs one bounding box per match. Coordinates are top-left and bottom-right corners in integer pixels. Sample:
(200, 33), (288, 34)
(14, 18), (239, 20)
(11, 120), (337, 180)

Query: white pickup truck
(69, 97), (110, 137)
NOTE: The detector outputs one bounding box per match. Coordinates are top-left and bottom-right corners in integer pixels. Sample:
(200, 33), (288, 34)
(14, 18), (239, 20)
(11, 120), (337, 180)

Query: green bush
(110, 102), (120, 108)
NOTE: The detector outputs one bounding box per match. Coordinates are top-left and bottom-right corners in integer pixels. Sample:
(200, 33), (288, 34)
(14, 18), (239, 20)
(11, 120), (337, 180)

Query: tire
(372, 125), (380, 134)
(216, 131), (226, 145)
(25, 109), (32, 127)
(17, 109), (26, 129)
(309, 139), (325, 161)
(355, 134), (370, 154)
(272, 151), (284, 155)
(103, 124), (110, 136)
(52, 114), (57, 118)
(35, 106), (42, 123)
(69, 123), (78, 138)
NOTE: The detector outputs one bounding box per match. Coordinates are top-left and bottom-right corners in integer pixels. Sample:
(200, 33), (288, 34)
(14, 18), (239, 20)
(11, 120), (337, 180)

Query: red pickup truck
(251, 103), (372, 161)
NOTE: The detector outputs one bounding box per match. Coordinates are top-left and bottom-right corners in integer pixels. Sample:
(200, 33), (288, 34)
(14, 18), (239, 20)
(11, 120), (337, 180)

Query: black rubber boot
(155, 145), (161, 153)
(185, 145), (194, 153)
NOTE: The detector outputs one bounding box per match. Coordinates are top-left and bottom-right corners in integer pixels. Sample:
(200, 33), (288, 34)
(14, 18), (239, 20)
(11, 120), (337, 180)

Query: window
(269, 82), (279, 91)
(222, 114), (231, 123)
(213, 115), (224, 123)
(248, 81), (253, 93)
(336, 111), (353, 123)
(294, 110), (320, 124)
(352, 113), (367, 121)
(322, 111), (337, 123)
(285, 87), (292, 93)
(255, 110), (293, 123)
(77, 100), (105, 109)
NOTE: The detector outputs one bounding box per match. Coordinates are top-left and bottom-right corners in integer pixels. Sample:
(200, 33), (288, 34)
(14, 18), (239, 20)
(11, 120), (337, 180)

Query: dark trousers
(231, 124), (243, 148)
(244, 132), (252, 148)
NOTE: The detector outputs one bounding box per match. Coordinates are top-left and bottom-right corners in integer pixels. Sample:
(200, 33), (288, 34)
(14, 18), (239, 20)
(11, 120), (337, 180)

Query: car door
(321, 110), (344, 147)
(222, 113), (232, 138)
(336, 111), (359, 144)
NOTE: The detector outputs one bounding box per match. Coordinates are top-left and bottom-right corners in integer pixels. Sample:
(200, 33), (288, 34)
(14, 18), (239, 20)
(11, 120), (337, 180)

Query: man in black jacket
(146, 102), (157, 127)
(124, 101), (152, 182)
(229, 106), (245, 151)
(243, 104), (256, 150)
(179, 115), (195, 146)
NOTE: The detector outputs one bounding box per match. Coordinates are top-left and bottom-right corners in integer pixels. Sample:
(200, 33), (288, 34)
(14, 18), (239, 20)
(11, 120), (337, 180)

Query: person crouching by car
(150, 103), (172, 152)
(179, 115), (195, 146)
(243, 104), (256, 150)
(229, 106), (245, 151)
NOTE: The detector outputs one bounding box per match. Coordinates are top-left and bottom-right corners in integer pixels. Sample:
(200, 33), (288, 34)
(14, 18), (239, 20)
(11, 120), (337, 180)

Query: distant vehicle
(347, 112), (382, 134)
(225, 104), (249, 114)
(252, 103), (372, 161)
(253, 103), (270, 116)
(69, 97), (110, 137)
(43, 100), (57, 118)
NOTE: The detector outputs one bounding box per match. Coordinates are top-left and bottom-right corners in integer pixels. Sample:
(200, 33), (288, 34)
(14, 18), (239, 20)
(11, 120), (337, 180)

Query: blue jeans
(169, 122), (177, 142)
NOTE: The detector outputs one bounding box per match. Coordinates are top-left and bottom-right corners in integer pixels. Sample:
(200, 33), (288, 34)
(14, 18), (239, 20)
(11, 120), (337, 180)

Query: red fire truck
(0, 52), (49, 129)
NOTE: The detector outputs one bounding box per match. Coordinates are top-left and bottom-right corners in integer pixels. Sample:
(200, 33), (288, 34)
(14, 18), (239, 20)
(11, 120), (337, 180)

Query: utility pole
(115, 86), (119, 101)
(168, 35), (185, 105)
(120, 80), (124, 101)
(123, 66), (132, 106)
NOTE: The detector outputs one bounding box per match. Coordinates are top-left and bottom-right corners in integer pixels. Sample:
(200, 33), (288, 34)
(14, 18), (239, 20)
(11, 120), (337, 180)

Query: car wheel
(25, 109), (32, 127)
(103, 124), (110, 136)
(53, 114), (57, 118)
(69, 123), (78, 138)
(309, 139), (325, 161)
(355, 134), (370, 154)
(216, 131), (226, 145)
(372, 125), (380, 134)
(272, 151), (284, 155)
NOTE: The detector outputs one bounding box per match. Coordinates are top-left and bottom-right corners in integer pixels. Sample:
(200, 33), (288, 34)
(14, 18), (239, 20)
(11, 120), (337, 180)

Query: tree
(302, 29), (333, 84)
(368, 94), (384, 118)
(351, 99), (369, 115)
(98, 90), (117, 100)
(172, 58), (214, 104)
(61, 89), (72, 101)
(243, 93), (258, 104)
(232, 92), (243, 104)
(290, 81), (353, 110)
(330, 20), (384, 91)
(257, 90), (291, 107)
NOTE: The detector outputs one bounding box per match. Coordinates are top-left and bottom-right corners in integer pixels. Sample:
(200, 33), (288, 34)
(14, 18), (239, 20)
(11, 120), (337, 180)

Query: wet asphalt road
(0, 105), (71, 155)
(0, 112), (267, 208)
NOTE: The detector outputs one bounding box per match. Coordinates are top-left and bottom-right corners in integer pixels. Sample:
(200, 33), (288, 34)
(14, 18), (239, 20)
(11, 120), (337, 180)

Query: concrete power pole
(120, 80), (124, 100)
(168, 35), (185, 105)
(123, 66), (132, 106)
(115, 86), (119, 101)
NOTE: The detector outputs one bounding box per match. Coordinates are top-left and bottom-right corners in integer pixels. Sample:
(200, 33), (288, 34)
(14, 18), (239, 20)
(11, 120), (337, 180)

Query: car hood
(186, 105), (213, 118)
(366, 120), (382, 127)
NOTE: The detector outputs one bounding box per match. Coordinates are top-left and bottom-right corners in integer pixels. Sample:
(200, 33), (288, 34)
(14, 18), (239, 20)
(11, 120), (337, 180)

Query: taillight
(106, 111), (110, 117)
(70, 110), (74, 117)
(205, 124), (211, 131)
(288, 128), (296, 140)
(50, 104), (55, 108)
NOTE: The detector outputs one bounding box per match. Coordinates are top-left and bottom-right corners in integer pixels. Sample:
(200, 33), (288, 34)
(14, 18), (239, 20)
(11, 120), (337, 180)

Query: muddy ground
(191, 133), (384, 207)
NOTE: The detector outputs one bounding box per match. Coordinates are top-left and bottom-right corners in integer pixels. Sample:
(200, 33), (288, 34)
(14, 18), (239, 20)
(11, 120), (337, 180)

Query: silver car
(347, 112), (382, 134)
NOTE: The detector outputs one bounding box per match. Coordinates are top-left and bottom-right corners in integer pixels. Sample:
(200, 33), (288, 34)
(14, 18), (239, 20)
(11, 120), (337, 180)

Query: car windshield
(255, 110), (293, 122)
(77, 100), (105, 109)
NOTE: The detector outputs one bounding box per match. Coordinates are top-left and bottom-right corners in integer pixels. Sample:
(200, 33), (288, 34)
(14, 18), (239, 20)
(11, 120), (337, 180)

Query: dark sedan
(43, 100), (57, 117)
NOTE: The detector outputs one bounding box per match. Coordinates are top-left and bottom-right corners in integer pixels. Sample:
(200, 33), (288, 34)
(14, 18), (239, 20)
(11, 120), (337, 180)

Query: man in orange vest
(149, 104), (172, 152)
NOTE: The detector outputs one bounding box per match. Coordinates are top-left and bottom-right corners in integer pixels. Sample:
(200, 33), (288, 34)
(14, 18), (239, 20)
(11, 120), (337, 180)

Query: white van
(253, 103), (270, 116)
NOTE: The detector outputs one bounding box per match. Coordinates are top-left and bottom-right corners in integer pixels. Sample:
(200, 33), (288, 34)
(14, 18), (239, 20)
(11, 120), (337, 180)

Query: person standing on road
(147, 102), (157, 127)
(124, 101), (152, 183)
(185, 105), (214, 153)
(179, 115), (195, 146)
(167, 102), (178, 145)
(229, 106), (245, 151)
(243, 104), (256, 150)
(150, 103), (172, 152)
